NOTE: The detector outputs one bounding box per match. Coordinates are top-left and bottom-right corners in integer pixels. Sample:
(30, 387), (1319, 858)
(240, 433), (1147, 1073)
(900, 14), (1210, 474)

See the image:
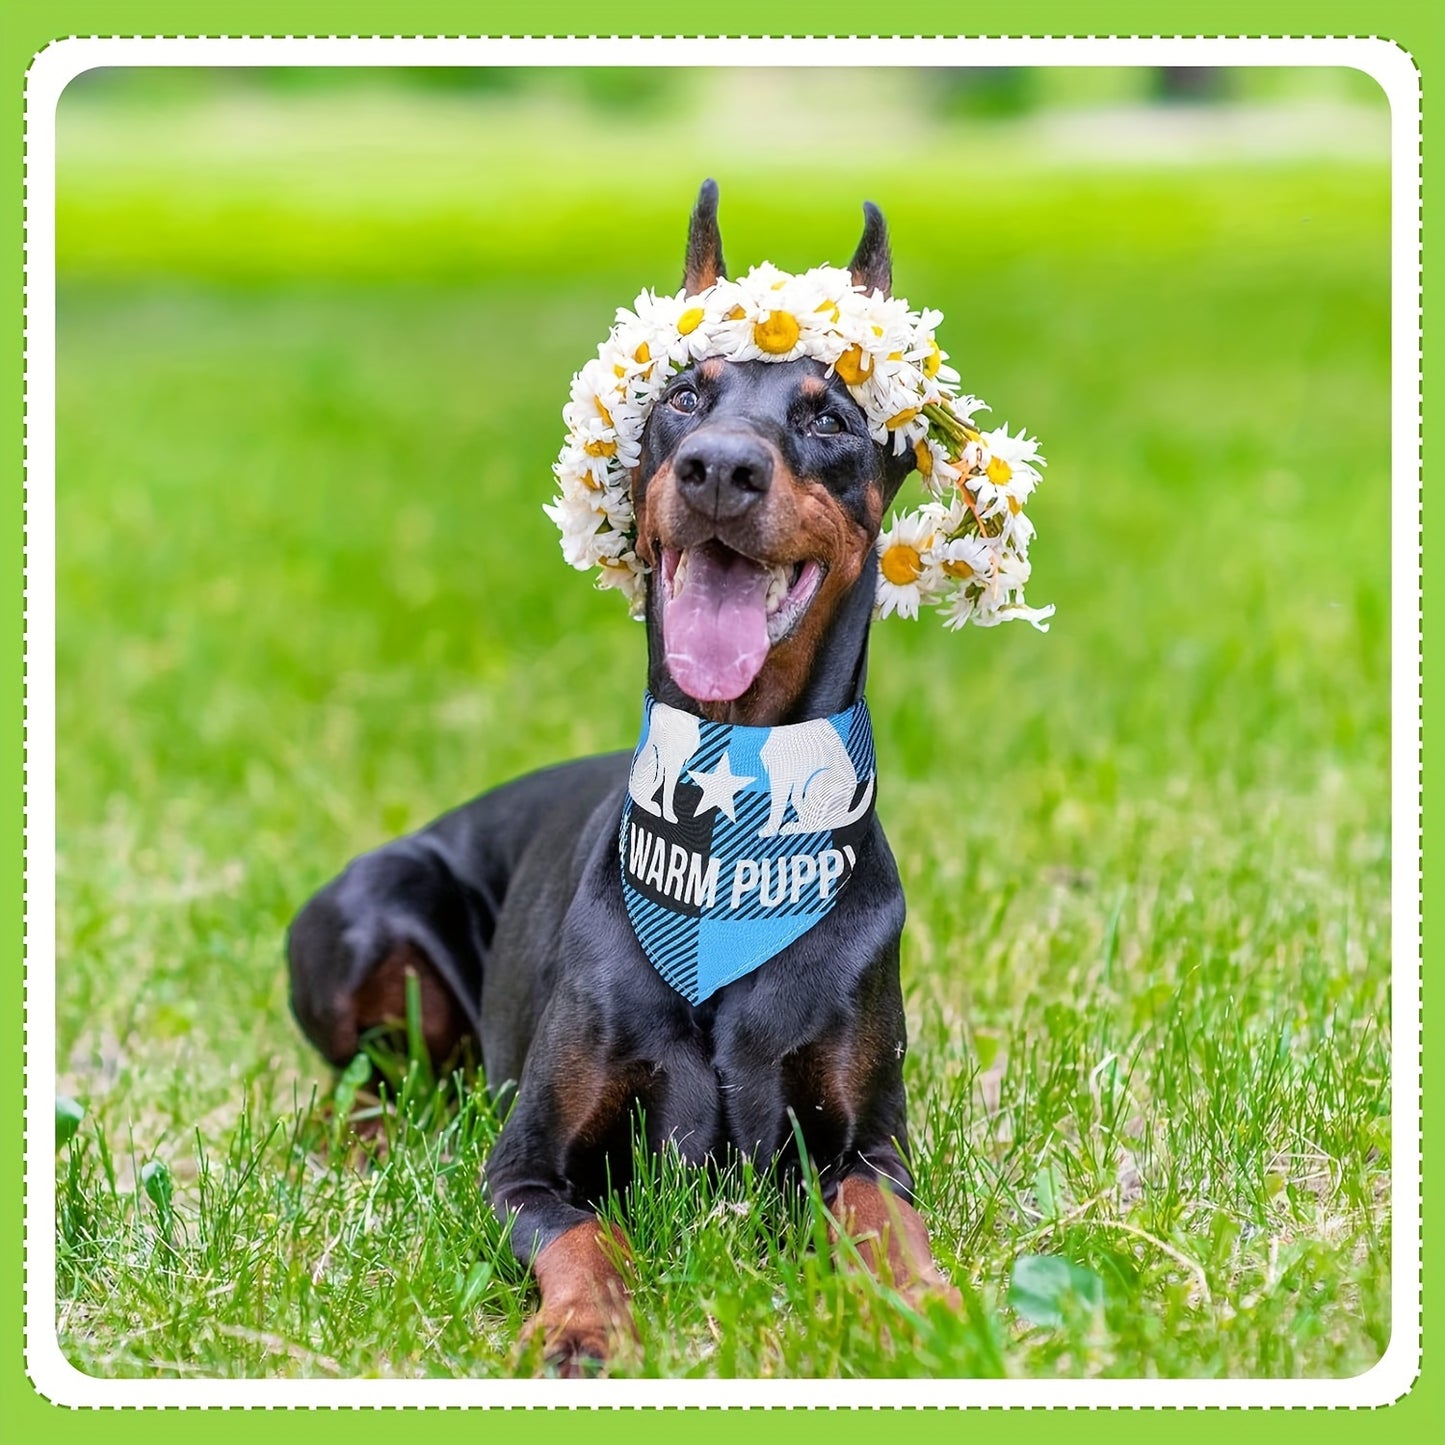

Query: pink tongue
(664, 547), (772, 702)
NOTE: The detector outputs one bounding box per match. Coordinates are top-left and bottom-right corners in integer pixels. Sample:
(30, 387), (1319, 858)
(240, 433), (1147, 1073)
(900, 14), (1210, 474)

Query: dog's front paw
(902, 1275), (963, 1315)
(521, 1297), (637, 1378)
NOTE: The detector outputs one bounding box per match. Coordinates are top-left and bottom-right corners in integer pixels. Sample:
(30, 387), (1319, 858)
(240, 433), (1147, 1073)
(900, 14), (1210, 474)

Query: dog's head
(633, 183), (915, 722)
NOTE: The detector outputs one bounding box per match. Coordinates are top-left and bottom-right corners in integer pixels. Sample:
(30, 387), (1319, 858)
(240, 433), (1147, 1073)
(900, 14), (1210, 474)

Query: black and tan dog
(288, 182), (960, 1372)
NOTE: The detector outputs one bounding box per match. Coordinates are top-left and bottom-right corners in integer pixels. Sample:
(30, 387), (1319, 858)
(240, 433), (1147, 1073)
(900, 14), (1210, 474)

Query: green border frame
(9, 0), (1435, 1434)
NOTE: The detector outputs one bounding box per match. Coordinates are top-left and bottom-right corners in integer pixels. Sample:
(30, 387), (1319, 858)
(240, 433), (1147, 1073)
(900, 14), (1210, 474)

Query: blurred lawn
(53, 76), (1391, 1379)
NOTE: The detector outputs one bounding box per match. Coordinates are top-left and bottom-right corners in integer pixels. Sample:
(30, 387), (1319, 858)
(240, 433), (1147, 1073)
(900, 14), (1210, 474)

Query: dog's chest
(645, 995), (857, 1164)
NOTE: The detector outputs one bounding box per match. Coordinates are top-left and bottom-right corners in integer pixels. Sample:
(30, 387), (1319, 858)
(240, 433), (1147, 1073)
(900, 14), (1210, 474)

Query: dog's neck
(645, 553), (877, 728)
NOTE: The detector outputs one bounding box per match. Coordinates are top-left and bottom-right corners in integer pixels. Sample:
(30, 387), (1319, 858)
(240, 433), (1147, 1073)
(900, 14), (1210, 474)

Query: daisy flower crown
(547, 244), (1052, 635)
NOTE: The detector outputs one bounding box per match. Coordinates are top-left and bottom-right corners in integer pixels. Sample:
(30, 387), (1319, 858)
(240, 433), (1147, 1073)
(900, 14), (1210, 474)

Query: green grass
(53, 83), (1391, 1379)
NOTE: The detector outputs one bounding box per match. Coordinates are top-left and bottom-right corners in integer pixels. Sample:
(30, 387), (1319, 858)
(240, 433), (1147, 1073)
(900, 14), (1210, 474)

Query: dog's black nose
(673, 429), (773, 519)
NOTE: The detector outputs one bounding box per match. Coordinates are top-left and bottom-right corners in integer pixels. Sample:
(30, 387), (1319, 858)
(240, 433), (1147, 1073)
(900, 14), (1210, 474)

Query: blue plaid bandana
(620, 693), (878, 1005)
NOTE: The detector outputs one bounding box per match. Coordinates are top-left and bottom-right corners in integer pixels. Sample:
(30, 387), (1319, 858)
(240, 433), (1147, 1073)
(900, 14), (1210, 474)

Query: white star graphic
(689, 752), (756, 821)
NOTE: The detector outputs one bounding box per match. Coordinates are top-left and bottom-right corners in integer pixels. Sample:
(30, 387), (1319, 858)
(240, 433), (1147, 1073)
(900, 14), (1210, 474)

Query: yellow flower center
(595, 396), (615, 427)
(923, 340), (942, 379)
(987, 455), (1013, 486)
(1008, 495), (1022, 515)
(582, 439), (618, 459)
(677, 307), (706, 335)
(727, 304), (747, 320)
(814, 299), (841, 323)
(880, 544), (923, 586)
(885, 407), (920, 431)
(753, 311), (801, 354)
(835, 344), (874, 386)
(913, 439), (933, 477)
(634, 341), (651, 363)
(943, 558), (974, 580)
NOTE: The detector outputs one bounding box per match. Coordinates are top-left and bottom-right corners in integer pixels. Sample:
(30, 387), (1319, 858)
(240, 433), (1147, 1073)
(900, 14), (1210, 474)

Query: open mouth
(659, 539), (825, 702)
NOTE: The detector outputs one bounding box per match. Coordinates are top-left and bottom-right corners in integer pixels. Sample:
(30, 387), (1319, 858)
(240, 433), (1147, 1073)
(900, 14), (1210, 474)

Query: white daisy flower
(997, 505), (1036, 550)
(671, 299), (730, 367)
(854, 371), (928, 453)
(991, 548), (1033, 596)
(543, 491), (608, 569)
(936, 533), (995, 588)
(597, 484), (635, 532)
(598, 331), (659, 391)
(717, 276), (814, 364)
(973, 423), (1044, 515)
(974, 597), (1056, 633)
(554, 443), (611, 495)
(938, 588), (978, 632)
(907, 435), (957, 496)
(595, 551), (649, 617)
(874, 511), (946, 620)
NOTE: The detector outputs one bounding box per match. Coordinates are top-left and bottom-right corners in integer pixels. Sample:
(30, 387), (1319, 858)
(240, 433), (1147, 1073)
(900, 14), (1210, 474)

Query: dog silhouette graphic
(627, 705), (702, 824)
(757, 718), (875, 837)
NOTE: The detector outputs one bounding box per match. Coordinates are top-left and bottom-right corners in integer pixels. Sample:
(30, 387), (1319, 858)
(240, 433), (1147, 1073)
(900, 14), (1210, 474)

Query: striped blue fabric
(619, 692), (877, 1005)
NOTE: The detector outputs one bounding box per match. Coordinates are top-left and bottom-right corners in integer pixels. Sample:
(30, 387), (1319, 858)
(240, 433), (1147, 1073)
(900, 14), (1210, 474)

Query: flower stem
(922, 401), (981, 451)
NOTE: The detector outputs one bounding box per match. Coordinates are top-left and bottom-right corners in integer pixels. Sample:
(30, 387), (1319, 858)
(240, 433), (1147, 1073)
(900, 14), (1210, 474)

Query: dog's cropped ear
(683, 179), (727, 294)
(848, 202), (891, 297)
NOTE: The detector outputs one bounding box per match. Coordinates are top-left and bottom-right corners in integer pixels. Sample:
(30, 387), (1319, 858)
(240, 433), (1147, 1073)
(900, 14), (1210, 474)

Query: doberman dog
(287, 182), (961, 1373)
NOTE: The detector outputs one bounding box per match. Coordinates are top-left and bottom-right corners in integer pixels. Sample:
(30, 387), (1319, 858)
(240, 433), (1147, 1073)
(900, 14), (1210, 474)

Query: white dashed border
(22, 34), (1422, 1409)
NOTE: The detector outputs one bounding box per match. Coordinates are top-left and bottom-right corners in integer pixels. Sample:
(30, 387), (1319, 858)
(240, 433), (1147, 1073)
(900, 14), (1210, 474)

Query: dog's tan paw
(521, 1298), (637, 1377)
(902, 1277), (964, 1314)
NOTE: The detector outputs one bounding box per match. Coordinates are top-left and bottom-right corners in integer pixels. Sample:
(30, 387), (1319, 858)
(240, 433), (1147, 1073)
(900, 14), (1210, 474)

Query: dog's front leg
(523, 1216), (636, 1373)
(488, 1149), (640, 1377)
(484, 998), (649, 1375)
(828, 1167), (962, 1312)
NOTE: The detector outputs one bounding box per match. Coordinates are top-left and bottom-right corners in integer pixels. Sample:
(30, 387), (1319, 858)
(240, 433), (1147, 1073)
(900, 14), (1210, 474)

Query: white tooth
(765, 565), (788, 615)
(673, 551), (690, 597)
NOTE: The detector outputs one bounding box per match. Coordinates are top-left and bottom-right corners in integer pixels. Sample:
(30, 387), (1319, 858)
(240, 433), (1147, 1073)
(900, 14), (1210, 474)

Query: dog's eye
(811, 411), (845, 437)
(669, 387), (700, 415)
